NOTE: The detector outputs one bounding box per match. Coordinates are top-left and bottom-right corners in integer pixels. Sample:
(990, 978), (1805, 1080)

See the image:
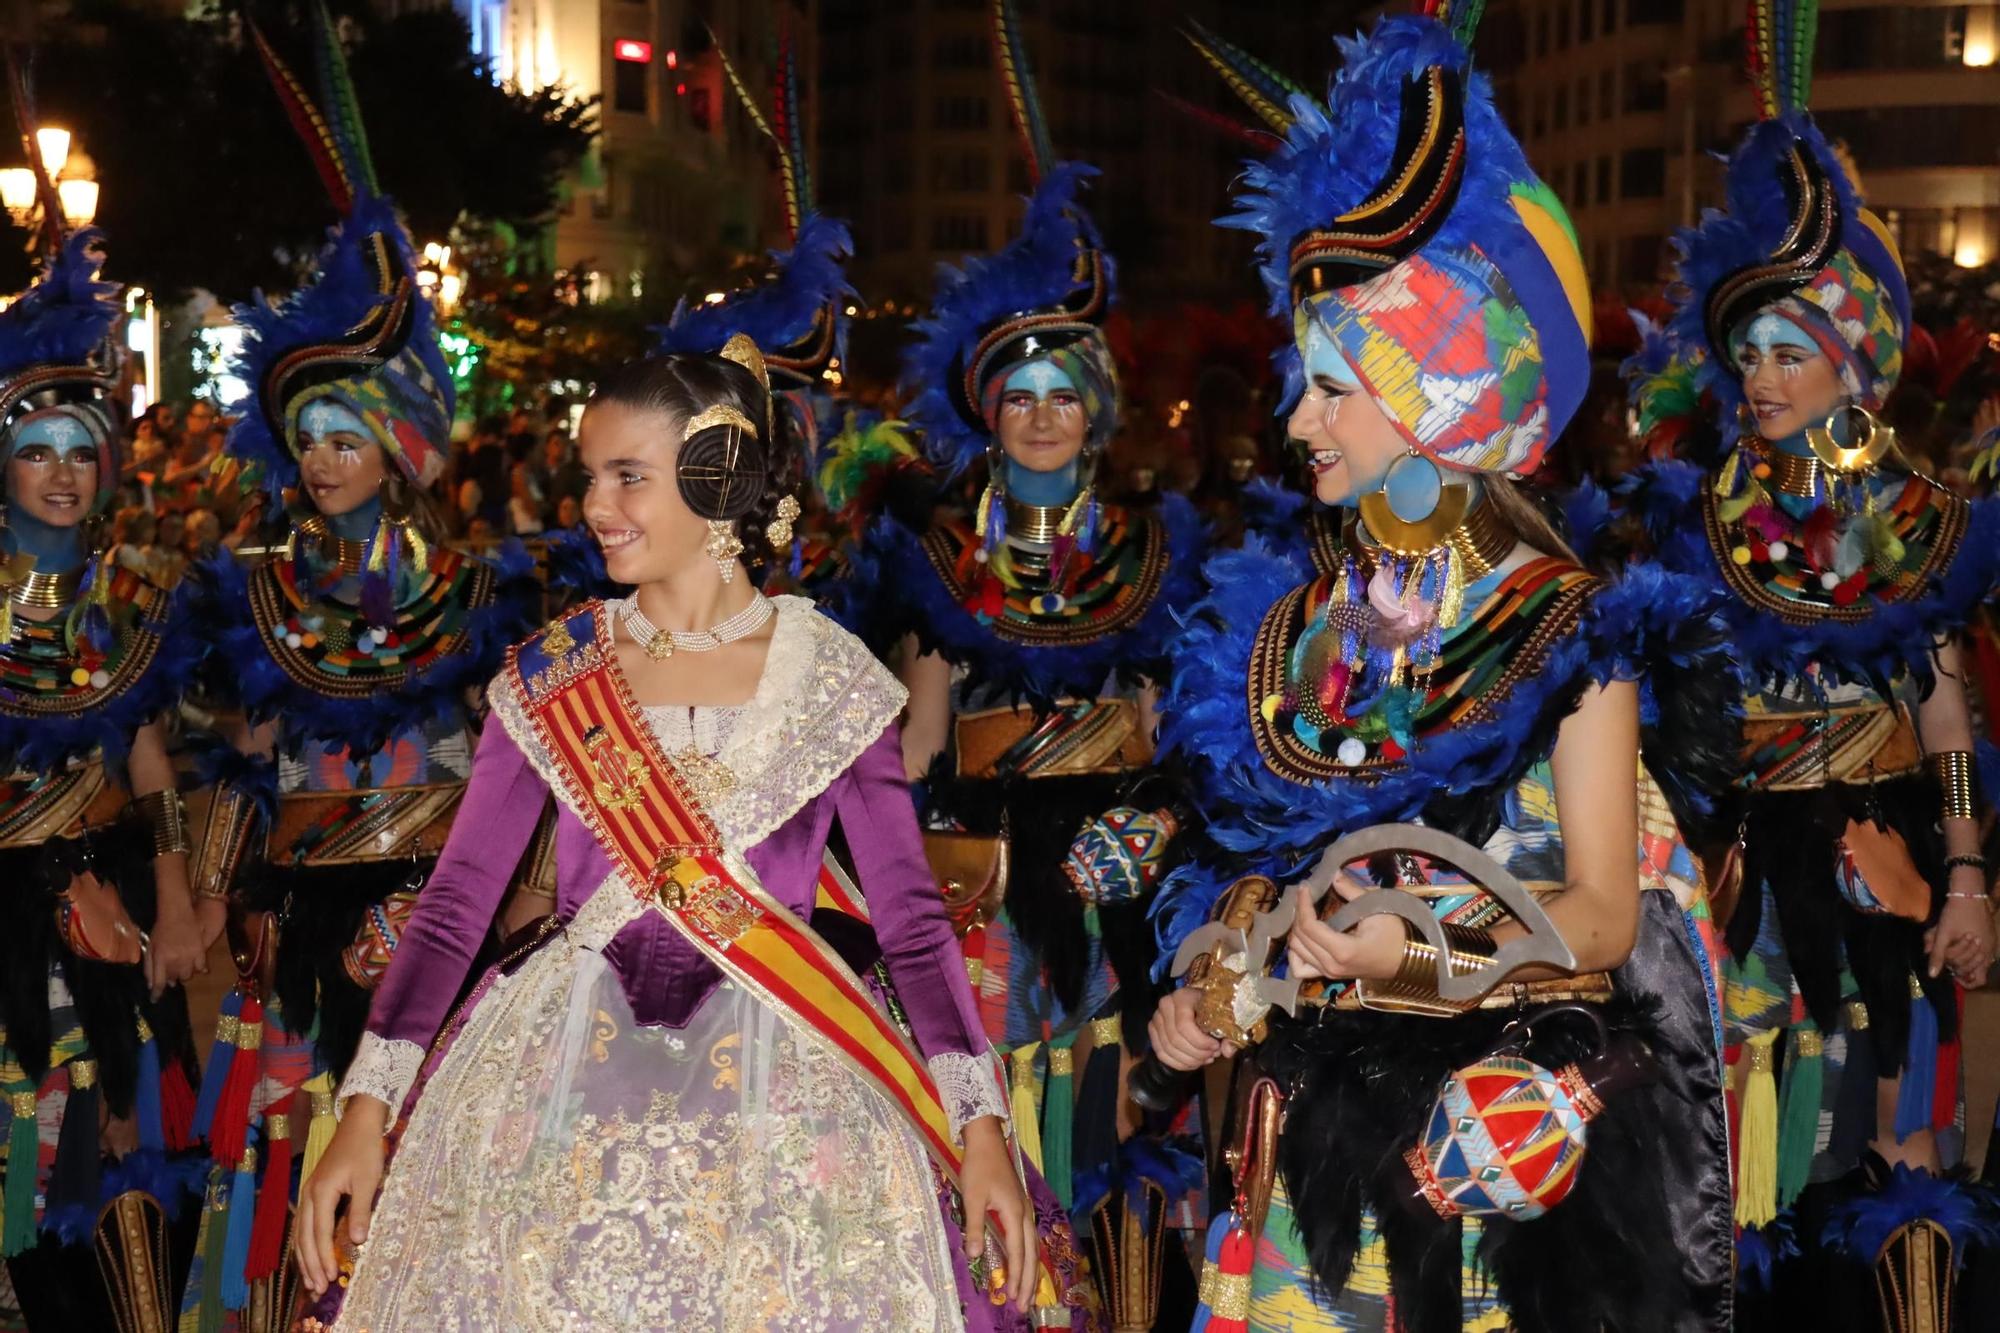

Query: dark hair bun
(676, 419), (768, 522)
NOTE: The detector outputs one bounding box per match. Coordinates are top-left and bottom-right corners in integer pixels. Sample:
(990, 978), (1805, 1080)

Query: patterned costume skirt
(331, 884), (966, 1332)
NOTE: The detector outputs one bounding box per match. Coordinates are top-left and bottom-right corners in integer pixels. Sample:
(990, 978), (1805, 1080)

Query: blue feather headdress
(1637, 0), (1907, 445)
(1218, 11), (1591, 476)
(654, 28), (854, 398)
(903, 1), (1118, 478)
(227, 4), (454, 501)
(0, 228), (123, 501)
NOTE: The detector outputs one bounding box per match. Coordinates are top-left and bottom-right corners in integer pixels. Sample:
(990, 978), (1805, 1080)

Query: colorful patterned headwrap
(905, 162), (1120, 477)
(1226, 16), (1591, 477)
(0, 229), (122, 511)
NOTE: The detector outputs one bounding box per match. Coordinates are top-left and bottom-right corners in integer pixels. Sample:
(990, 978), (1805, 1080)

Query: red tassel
(1206, 1225), (1255, 1333)
(1723, 1042), (1743, 1195)
(245, 1094), (295, 1281)
(210, 994), (265, 1166)
(1934, 986), (1964, 1132)
(161, 1060), (198, 1152)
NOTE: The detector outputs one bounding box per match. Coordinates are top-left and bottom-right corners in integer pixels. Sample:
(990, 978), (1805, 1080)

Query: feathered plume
(1181, 17), (1311, 135)
(708, 24), (802, 242)
(992, 0), (1054, 184)
(0, 228), (120, 381)
(1747, 0), (1819, 122)
(775, 22), (814, 236)
(1151, 89), (1281, 152)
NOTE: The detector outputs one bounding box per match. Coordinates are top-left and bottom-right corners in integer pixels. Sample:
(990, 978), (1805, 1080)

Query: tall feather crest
(308, 0), (379, 201)
(249, 21), (353, 213)
(992, 0), (1054, 185)
(777, 23), (814, 229)
(1423, 0), (1489, 48)
(1153, 88), (1281, 152)
(709, 25), (800, 243)
(1748, 0), (1818, 120)
(1181, 18), (1308, 134)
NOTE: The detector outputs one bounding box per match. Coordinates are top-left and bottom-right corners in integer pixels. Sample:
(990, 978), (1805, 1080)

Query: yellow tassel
(1057, 485), (1089, 537)
(402, 520), (429, 576)
(1436, 545), (1465, 630)
(296, 1072), (338, 1194)
(364, 519), (391, 574)
(1008, 1043), (1045, 1174)
(973, 480), (996, 543)
(1735, 1029), (1781, 1227)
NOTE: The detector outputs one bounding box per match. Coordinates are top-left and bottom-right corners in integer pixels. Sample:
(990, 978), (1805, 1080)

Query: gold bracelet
(1356, 919), (1500, 1015)
(1929, 750), (1978, 822)
(131, 789), (192, 857)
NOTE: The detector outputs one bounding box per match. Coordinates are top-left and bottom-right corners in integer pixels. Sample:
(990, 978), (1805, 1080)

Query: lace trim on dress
(338, 1031), (427, 1118)
(927, 1049), (1008, 1144)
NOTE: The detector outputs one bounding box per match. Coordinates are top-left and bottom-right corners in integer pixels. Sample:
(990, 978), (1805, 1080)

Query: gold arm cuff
(1929, 749), (1978, 822)
(131, 789), (191, 858)
(1354, 919), (1500, 1015)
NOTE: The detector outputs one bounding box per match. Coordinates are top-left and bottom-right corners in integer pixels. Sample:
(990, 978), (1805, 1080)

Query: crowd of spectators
(107, 398), (587, 586)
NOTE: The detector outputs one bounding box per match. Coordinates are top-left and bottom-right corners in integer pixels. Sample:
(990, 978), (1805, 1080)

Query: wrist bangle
(131, 789), (192, 858)
(1356, 918), (1499, 1015)
(1944, 853), (1989, 875)
(1928, 750), (1979, 822)
(1945, 890), (1993, 901)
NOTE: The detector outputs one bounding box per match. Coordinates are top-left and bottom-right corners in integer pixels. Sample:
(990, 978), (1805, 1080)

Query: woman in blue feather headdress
(1143, 7), (1738, 1329)
(0, 219), (209, 1323)
(1614, 4), (2000, 1326)
(822, 1), (1209, 1319)
(171, 13), (537, 1321)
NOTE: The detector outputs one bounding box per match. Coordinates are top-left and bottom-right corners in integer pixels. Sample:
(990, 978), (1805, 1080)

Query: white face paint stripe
(1000, 358), (1081, 408)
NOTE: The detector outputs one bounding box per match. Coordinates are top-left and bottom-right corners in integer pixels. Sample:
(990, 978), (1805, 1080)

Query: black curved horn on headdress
(1287, 66), (1466, 307)
(1701, 140), (1842, 360)
(259, 228), (420, 443)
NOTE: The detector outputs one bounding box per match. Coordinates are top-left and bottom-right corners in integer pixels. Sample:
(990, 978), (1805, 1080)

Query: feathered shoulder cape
(197, 542), (539, 760)
(842, 490), (1204, 709)
(1614, 458), (2000, 693)
(1152, 536), (1737, 957)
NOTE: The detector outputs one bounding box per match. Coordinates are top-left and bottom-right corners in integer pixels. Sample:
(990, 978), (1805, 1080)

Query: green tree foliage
(4, 0), (595, 302)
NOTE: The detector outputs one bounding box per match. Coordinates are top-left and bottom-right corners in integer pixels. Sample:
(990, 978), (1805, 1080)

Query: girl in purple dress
(295, 339), (1089, 1331)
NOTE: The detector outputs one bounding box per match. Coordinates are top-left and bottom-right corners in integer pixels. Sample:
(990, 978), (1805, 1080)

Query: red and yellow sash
(509, 609), (967, 1178)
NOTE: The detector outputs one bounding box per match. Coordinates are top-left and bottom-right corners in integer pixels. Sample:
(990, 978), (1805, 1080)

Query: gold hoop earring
(1356, 478), (1473, 556)
(705, 519), (744, 583)
(1805, 404), (1895, 474)
(764, 494), (800, 550)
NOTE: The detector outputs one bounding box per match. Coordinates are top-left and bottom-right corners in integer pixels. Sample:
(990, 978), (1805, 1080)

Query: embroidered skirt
(332, 886), (965, 1332)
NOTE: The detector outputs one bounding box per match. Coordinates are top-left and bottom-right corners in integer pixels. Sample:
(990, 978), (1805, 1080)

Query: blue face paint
(1730, 311), (1819, 364)
(10, 410), (102, 462)
(1299, 316), (1359, 390)
(2, 410), (105, 574)
(299, 398), (370, 445)
(998, 357), (1083, 504)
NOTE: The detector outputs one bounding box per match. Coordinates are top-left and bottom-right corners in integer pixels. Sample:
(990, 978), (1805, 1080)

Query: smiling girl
(292, 339), (1073, 1330)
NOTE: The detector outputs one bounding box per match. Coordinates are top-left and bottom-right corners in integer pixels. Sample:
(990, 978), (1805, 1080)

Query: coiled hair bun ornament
(677, 402), (768, 523)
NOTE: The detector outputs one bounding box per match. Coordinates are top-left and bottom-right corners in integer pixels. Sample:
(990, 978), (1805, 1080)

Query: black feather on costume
(244, 857), (433, 1078)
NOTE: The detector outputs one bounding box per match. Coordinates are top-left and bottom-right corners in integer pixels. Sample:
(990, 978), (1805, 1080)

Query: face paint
(8, 409), (101, 464)
(1300, 314), (1360, 390)
(299, 398), (372, 454)
(1730, 311), (1822, 378)
(1001, 358), (1081, 405)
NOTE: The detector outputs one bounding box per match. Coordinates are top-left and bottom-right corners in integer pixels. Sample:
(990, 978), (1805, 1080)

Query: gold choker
(1745, 441), (1822, 498)
(1002, 496), (1068, 547)
(7, 566), (81, 608)
(296, 516), (370, 577)
(1353, 493), (1516, 580)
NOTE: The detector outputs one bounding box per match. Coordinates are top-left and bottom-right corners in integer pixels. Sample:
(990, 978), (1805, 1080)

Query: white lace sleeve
(337, 1033), (426, 1118)
(929, 1049), (1008, 1144)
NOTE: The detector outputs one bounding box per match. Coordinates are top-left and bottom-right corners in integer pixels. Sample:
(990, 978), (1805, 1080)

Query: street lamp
(2, 125), (98, 235)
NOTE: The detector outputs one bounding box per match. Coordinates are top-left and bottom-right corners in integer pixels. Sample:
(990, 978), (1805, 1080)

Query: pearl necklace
(617, 592), (773, 661)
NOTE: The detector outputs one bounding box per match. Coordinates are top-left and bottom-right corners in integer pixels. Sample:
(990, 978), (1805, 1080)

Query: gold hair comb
(682, 404), (759, 441)
(718, 333), (769, 390)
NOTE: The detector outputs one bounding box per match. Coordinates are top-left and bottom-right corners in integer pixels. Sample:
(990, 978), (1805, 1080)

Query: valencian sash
(503, 603), (1055, 1291)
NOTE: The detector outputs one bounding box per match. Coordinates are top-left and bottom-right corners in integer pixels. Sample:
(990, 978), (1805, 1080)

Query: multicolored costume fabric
(1157, 7), (1734, 1330)
(1611, 2), (2000, 1326)
(0, 230), (204, 1328)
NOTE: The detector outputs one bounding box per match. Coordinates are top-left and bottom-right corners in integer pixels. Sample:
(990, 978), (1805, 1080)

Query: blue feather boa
(1150, 539), (1732, 963)
(196, 543), (539, 760)
(843, 492), (1203, 708)
(0, 577), (202, 774)
(1620, 459), (2000, 692)
(0, 229), (120, 383)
